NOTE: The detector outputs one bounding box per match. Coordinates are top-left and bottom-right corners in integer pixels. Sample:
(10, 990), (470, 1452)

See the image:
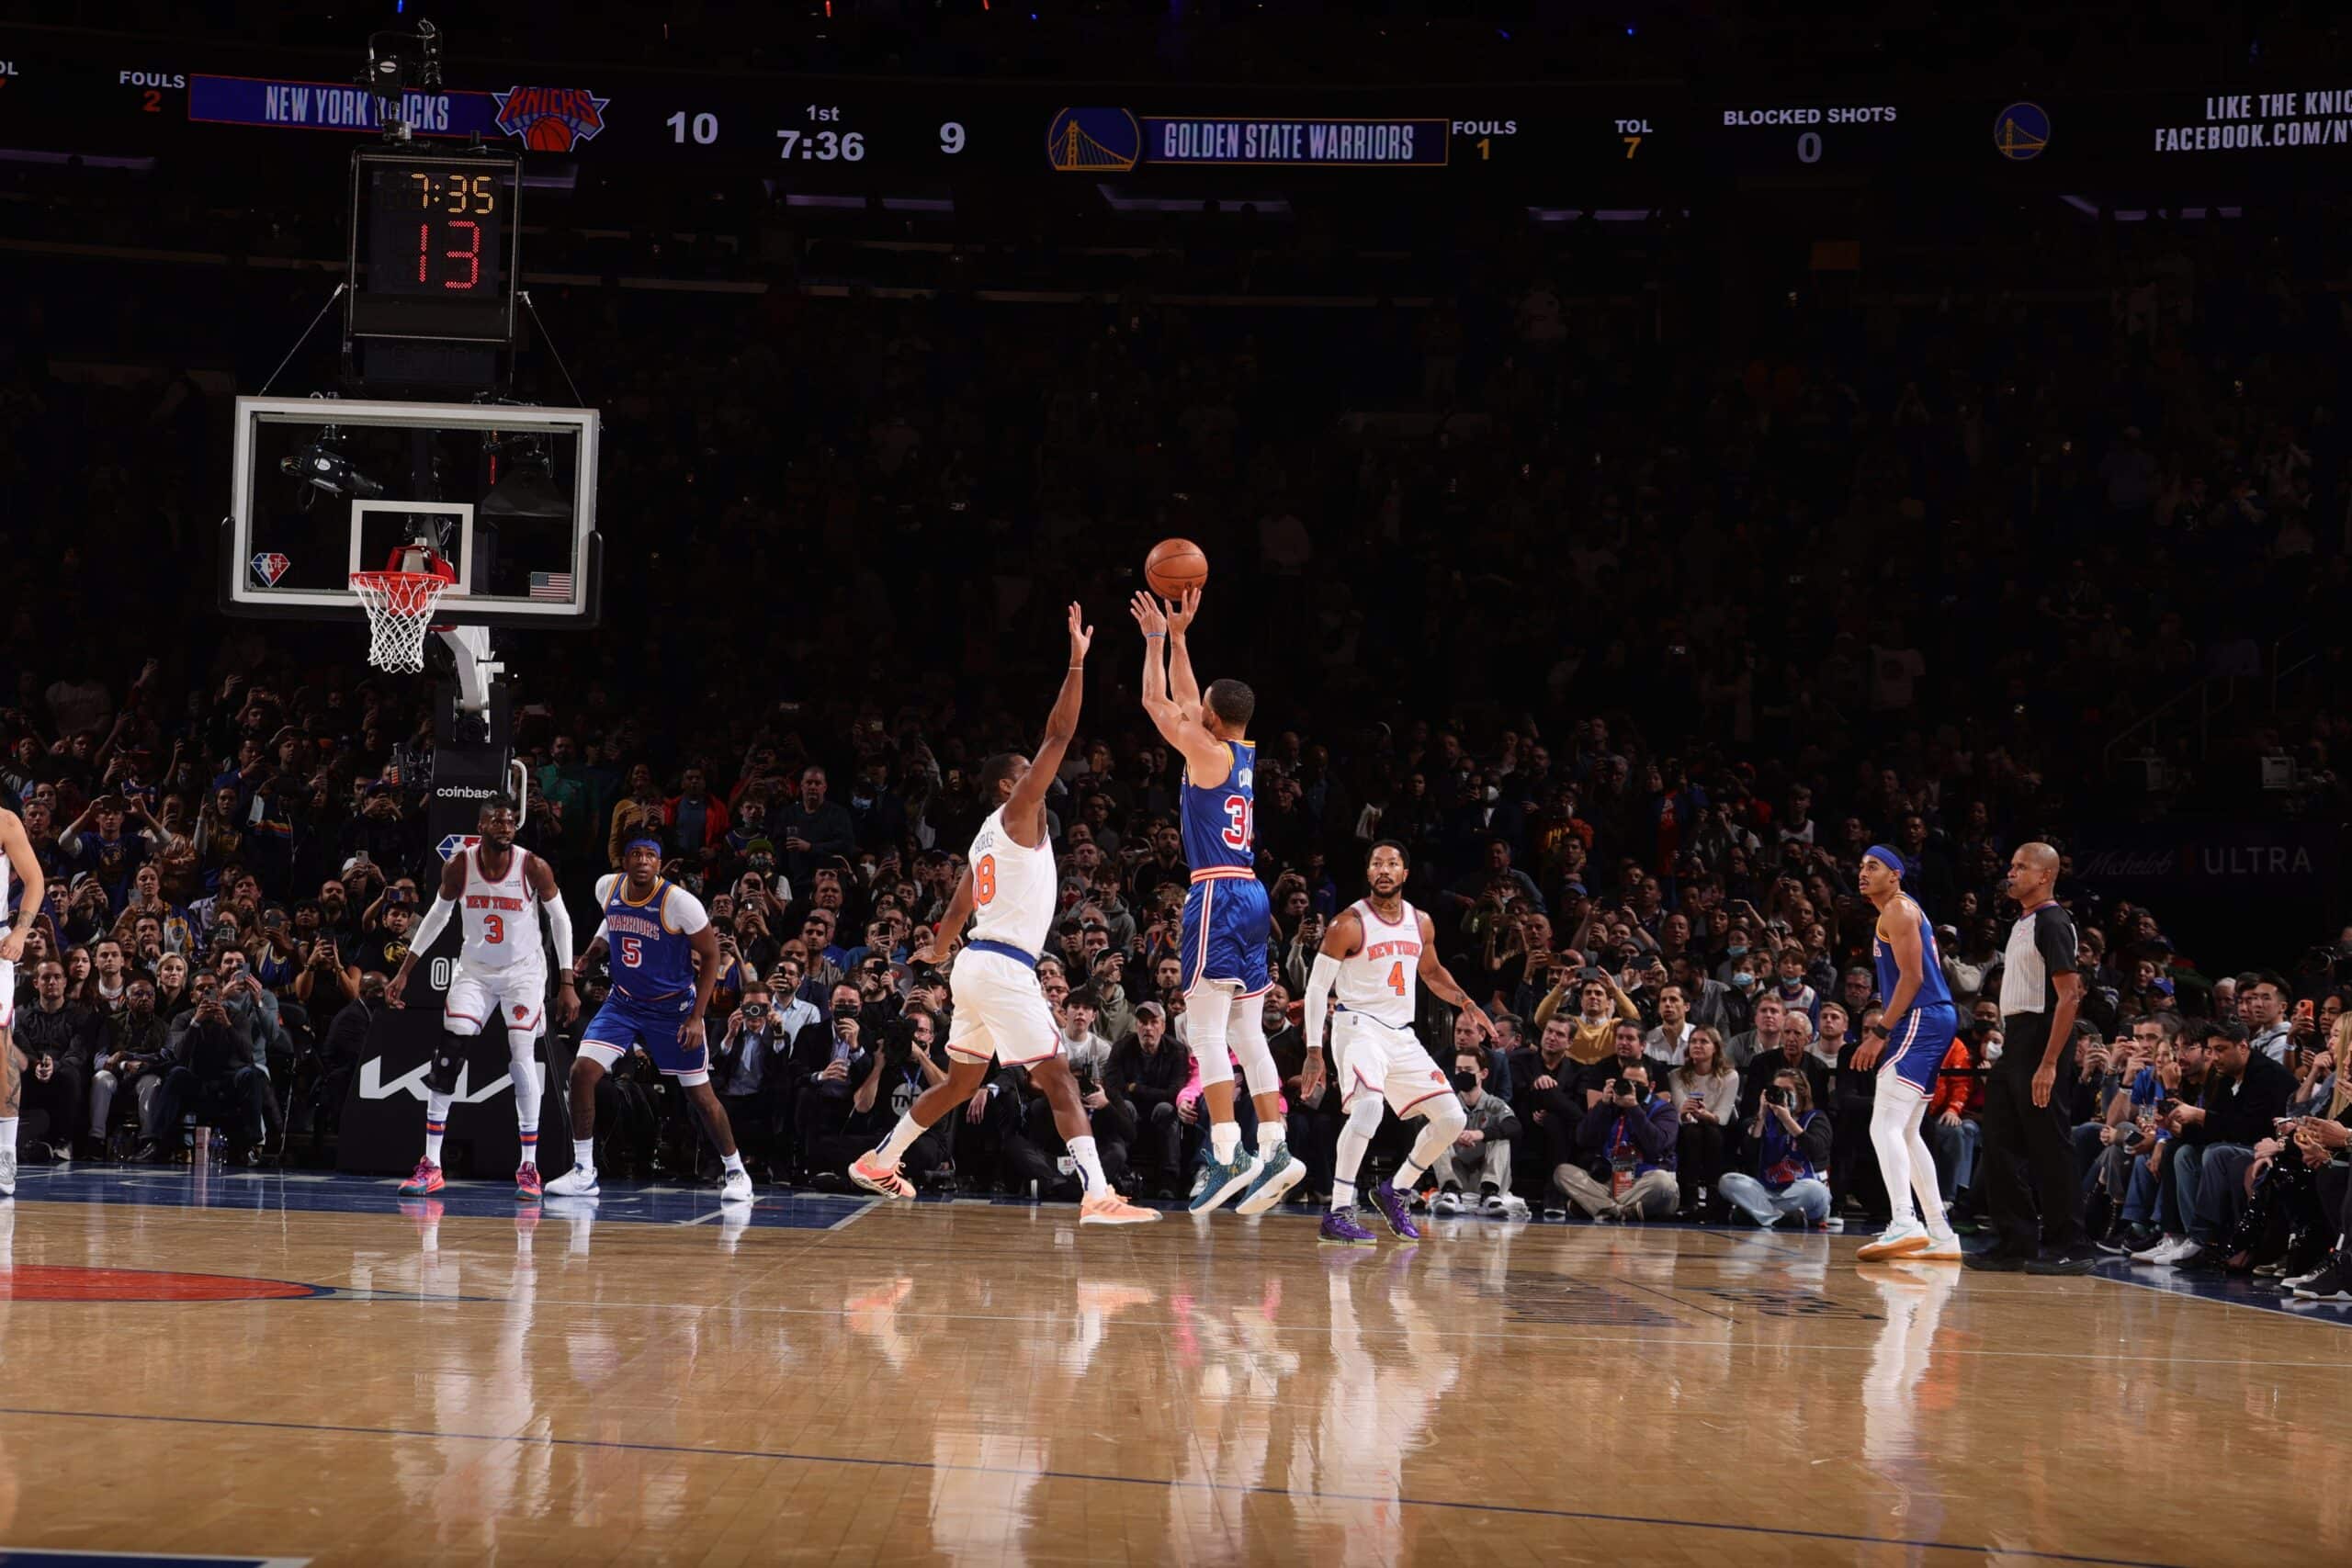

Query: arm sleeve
(545, 893), (575, 974)
(408, 895), (458, 953)
(1304, 952), (1342, 1058)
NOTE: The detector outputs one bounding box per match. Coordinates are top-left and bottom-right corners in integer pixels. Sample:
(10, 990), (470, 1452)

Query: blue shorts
(1879, 1002), (1959, 1096)
(1181, 874), (1270, 995)
(582, 989), (706, 1077)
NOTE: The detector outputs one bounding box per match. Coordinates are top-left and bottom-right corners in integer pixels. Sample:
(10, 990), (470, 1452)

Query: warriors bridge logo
(493, 85), (610, 152)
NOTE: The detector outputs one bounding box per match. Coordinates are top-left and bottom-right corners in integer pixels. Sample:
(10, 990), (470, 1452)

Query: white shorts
(446, 966), (548, 1039)
(944, 948), (1062, 1068)
(0, 958), (13, 1030)
(1332, 1010), (1453, 1117)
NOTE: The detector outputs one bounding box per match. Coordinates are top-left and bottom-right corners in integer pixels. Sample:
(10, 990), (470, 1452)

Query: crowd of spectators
(1, 122), (2347, 1280)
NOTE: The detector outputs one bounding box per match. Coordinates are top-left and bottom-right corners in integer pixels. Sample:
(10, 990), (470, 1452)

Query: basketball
(1144, 537), (1209, 598)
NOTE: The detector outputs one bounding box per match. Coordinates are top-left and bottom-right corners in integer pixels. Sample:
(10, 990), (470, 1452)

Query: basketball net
(349, 570), (450, 674)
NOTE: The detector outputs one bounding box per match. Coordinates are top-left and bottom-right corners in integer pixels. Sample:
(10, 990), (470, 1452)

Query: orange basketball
(1144, 537), (1208, 599)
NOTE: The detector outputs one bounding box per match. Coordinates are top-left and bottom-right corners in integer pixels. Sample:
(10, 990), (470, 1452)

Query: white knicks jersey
(966, 807), (1056, 957)
(460, 844), (544, 973)
(1333, 898), (1423, 1027)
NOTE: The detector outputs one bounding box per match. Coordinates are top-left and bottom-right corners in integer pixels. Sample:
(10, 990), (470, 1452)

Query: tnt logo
(492, 85), (610, 151)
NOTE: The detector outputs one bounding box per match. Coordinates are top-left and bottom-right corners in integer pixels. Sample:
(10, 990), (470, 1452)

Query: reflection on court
(0, 1185), (2344, 1565)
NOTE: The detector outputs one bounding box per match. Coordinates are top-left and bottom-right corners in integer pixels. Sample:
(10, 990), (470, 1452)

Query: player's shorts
(945, 944), (1062, 1068)
(1877, 1001), (1960, 1097)
(1331, 1009), (1454, 1117)
(1180, 873), (1271, 996)
(0, 957), (14, 1029)
(580, 988), (707, 1086)
(446, 965), (548, 1039)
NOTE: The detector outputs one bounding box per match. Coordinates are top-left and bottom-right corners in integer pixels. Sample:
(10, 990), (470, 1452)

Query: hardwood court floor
(0, 1171), (2346, 1566)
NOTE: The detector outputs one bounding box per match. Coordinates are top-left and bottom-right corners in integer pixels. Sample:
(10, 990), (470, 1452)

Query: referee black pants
(1980, 1040), (2087, 1258)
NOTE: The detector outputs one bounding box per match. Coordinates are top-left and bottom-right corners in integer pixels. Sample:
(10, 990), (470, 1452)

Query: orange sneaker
(1080, 1190), (1163, 1225)
(849, 1151), (915, 1200)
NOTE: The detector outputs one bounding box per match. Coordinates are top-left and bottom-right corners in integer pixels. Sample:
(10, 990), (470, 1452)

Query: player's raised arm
(1164, 586), (1204, 714)
(1418, 911), (1494, 1040)
(1005, 604), (1092, 833)
(1129, 592), (1228, 781)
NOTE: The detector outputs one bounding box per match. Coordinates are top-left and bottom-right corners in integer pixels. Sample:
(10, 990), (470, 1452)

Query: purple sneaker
(1319, 1207), (1377, 1244)
(1371, 1180), (1422, 1240)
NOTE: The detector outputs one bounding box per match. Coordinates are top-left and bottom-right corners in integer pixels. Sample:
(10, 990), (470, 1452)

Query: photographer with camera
(711, 980), (797, 1172)
(1554, 1059), (1678, 1223)
(789, 981), (875, 1177)
(1717, 1068), (1835, 1228)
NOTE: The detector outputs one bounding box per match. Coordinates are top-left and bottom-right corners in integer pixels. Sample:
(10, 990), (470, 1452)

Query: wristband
(1866, 1023), (1891, 1040)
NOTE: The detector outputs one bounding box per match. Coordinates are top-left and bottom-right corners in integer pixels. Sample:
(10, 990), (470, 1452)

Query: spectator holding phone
(1668, 1027), (1738, 1216)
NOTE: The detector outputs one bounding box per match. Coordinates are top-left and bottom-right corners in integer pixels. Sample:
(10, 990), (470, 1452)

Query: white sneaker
(1431, 1190), (1464, 1215)
(1479, 1192), (1509, 1216)
(1915, 1230), (1964, 1261)
(1498, 1194), (1531, 1220)
(545, 1165), (600, 1198)
(0, 1143), (15, 1198)
(718, 1169), (754, 1203)
(1858, 1220), (1931, 1261)
(2166, 1240), (2205, 1268)
(2129, 1235), (2180, 1264)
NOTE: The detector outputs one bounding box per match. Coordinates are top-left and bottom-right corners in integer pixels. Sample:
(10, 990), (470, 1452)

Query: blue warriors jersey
(1180, 739), (1257, 874)
(598, 874), (704, 1001)
(1872, 897), (1956, 1018)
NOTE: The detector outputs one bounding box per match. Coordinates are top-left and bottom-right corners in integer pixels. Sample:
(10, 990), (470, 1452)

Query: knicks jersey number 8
(975, 854), (998, 905)
(1222, 795), (1252, 851)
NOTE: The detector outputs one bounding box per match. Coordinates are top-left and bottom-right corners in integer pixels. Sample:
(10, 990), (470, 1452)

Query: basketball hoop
(349, 570), (450, 673)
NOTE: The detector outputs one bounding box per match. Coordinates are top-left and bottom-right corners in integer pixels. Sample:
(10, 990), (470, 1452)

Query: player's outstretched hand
(1067, 602), (1093, 662)
(384, 970), (407, 1009)
(1164, 586), (1201, 635)
(1462, 1002), (1497, 1042)
(1128, 592), (1168, 637)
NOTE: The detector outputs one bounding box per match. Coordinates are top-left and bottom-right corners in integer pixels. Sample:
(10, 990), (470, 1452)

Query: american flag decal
(528, 571), (574, 601)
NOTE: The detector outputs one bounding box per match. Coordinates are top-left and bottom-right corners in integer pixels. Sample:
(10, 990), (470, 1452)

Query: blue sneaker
(1233, 1145), (1305, 1216)
(1319, 1207), (1377, 1244)
(1189, 1147), (1261, 1213)
(1370, 1179), (1421, 1240)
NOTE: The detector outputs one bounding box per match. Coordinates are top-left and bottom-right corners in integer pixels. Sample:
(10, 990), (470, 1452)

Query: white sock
(1903, 1101), (1951, 1235)
(1256, 1122), (1286, 1158)
(1870, 1093), (1918, 1228)
(0, 1115), (18, 1147)
(1330, 1179), (1357, 1212)
(721, 1150), (746, 1177)
(510, 1046), (542, 1141)
(572, 1137), (596, 1174)
(1069, 1134), (1108, 1195)
(424, 1091), (453, 1166)
(1210, 1120), (1240, 1164)
(876, 1110), (925, 1164)
(1394, 1158), (1427, 1191)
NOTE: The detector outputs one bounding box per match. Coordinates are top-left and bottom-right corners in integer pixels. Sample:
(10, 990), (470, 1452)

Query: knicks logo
(513, 1004), (530, 1021)
(492, 85), (610, 152)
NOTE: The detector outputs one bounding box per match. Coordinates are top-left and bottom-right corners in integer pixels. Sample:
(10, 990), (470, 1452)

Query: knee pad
(1227, 995), (1280, 1097)
(424, 1041), (467, 1096)
(1186, 985), (1234, 1087)
(1344, 1094), (1385, 1140)
(1419, 1094), (1467, 1143)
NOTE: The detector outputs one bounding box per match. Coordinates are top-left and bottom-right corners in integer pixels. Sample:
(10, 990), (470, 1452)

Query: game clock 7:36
(660, 101), (973, 163)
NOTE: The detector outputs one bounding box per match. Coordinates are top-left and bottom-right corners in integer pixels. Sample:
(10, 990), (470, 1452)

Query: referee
(1966, 841), (2097, 1275)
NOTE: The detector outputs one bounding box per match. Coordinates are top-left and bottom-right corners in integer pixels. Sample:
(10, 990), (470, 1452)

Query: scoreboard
(2, 39), (2348, 194)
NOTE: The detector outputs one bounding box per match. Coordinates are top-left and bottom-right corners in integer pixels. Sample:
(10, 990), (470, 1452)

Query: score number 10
(663, 111), (971, 158)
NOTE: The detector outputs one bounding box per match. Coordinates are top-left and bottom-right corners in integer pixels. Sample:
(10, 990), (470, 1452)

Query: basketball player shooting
(1129, 588), (1302, 1215)
(0, 803), (49, 1197)
(387, 795), (577, 1199)
(1302, 840), (1491, 1242)
(1851, 846), (1963, 1263)
(850, 604), (1158, 1224)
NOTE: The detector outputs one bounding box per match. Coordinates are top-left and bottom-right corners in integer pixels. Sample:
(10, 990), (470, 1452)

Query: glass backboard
(223, 396), (600, 628)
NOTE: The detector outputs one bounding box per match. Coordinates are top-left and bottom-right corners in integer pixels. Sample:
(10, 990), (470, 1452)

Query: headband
(1862, 844), (1905, 875)
(625, 836), (664, 856)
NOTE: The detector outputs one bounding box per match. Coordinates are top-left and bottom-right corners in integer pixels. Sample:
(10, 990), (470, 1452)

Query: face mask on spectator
(1726, 943), (1747, 959)
(1732, 972), (1757, 990)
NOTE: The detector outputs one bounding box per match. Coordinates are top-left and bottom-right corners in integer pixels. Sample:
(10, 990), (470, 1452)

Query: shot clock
(345, 148), (521, 345)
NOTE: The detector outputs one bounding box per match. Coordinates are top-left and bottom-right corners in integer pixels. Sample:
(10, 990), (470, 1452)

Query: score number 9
(940, 122), (966, 155)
